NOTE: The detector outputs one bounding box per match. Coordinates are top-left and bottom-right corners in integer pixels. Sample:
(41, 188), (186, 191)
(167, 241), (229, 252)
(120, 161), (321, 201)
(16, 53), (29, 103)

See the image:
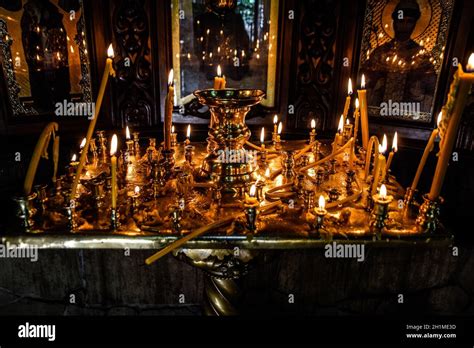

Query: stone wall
(0, 244), (473, 315)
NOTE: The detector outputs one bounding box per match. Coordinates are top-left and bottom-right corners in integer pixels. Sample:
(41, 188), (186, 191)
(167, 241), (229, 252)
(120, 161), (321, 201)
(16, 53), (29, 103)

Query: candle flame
(265, 168), (270, 178)
(380, 184), (387, 199)
(126, 126), (130, 140)
(318, 195), (325, 210)
(311, 119), (316, 129)
(171, 125), (175, 133)
(110, 134), (118, 156)
(71, 154), (77, 162)
(437, 111), (443, 128)
(107, 44), (114, 58)
(260, 127), (265, 143)
(361, 74), (366, 89)
(392, 132), (398, 152)
(168, 69), (174, 86)
(355, 98), (359, 109)
(134, 186), (140, 194)
(249, 184), (256, 197)
(277, 122), (282, 134)
(382, 134), (388, 153)
(348, 78), (353, 95)
(80, 137), (86, 149)
(467, 53), (474, 72)
(337, 115), (344, 133)
(273, 114), (278, 124)
(186, 124), (191, 138)
(346, 118), (350, 125)
(217, 65), (222, 77)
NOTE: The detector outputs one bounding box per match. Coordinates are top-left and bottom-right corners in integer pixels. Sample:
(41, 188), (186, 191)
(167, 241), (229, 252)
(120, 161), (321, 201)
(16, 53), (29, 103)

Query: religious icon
(359, 0), (454, 123)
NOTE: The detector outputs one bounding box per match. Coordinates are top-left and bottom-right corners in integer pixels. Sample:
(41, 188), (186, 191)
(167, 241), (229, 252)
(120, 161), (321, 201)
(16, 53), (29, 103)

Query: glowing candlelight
(277, 122), (282, 135)
(467, 53), (474, 72)
(384, 132), (398, 181)
(71, 154), (77, 163)
(358, 74), (369, 149)
(380, 184), (387, 199)
(80, 138), (86, 149)
(342, 78), (353, 124)
(318, 195), (326, 212)
(311, 119), (316, 129)
(69, 44), (115, 201)
(214, 65), (226, 89)
(110, 134), (118, 209)
(411, 112), (441, 192)
(126, 126), (131, 140)
(260, 127), (265, 149)
(164, 69), (174, 150)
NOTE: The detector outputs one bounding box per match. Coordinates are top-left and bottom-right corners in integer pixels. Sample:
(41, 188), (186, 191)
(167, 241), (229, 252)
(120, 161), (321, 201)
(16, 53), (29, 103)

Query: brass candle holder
(193, 89), (265, 190)
(312, 195), (327, 237)
(133, 132), (141, 160)
(416, 194), (443, 234)
(312, 141), (321, 161)
(110, 207), (120, 230)
(184, 145), (195, 166)
(370, 184), (393, 238)
(244, 185), (259, 233)
(160, 148), (176, 179)
(12, 193), (37, 233)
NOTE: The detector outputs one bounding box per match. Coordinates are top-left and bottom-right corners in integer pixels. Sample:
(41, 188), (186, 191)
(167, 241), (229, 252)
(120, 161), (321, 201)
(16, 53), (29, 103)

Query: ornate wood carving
(290, 0), (338, 132)
(112, 0), (154, 127)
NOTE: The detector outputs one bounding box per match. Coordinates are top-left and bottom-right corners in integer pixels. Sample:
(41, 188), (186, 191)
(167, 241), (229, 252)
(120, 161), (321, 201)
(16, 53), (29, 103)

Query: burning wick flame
(337, 115), (344, 133)
(392, 132), (398, 152)
(217, 65), (222, 77)
(277, 122), (282, 135)
(381, 134), (388, 153)
(71, 154), (77, 162)
(348, 78), (353, 95)
(80, 137), (86, 149)
(110, 134), (118, 156)
(311, 119), (316, 129)
(273, 115), (278, 124)
(380, 184), (387, 199)
(355, 98), (359, 109)
(260, 127), (265, 144)
(134, 186), (140, 195)
(107, 44), (114, 58)
(186, 124), (191, 138)
(318, 195), (326, 210)
(467, 53), (474, 72)
(168, 69), (174, 86)
(361, 74), (366, 89)
(126, 126), (131, 140)
(249, 184), (256, 197)
(437, 111), (443, 128)
(171, 125), (175, 133)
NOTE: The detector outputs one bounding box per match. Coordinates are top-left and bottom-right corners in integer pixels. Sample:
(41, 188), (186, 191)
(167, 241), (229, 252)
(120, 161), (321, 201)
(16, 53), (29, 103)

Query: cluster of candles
(57, 43), (474, 235)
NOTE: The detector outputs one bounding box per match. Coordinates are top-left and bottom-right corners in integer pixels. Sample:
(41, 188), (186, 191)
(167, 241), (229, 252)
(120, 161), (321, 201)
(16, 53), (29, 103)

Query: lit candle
(309, 119), (316, 143)
(185, 124), (191, 145)
(244, 184), (259, 232)
(70, 44), (115, 201)
(272, 115), (278, 143)
(260, 127), (265, 150)
(245, 184), (259, 206)
(332, 115), (344, 154)
(342, 78), (352, 124)
(371, 135), (387, 195)
(275, 122), (283, 150)
(213, 65), (226, 89)
(411, 112), (441, 192)
(79, 137), (87, 164)
(353, 98), (360, 140)
(383, 132), (398, 181)
(125, 126), (134, 162)
(357, 74), (369, 149)
(164, 69), (174, 151)
(110, 134), (118, 209)
(371, 184), (393, 233)
(429, 53), (474, 200)
(171, 124), (177, 147)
